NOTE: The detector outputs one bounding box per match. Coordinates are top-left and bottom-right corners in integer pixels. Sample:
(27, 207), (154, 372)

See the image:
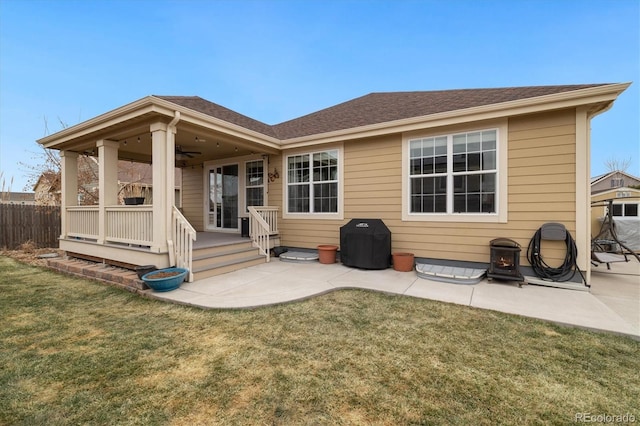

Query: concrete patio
(146, 258), (640, 339)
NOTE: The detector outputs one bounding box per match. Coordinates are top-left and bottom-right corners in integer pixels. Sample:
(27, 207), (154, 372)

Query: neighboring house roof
(33, 171), (60, 192)
(118, 162), (153, 185)
(0, 192), (36, 203)
(117, 162), (182, 187)
(590, 170), (640, 187)
(157, 84), (608, 140)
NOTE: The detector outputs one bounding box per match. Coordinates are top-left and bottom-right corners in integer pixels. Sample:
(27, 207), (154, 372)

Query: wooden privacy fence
(0, 204), (61, 249)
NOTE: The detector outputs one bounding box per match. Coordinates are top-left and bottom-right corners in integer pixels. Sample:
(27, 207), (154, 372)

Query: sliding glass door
(207, 164), (238, 230)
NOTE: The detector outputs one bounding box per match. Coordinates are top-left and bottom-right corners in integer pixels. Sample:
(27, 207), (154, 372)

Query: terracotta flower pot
(317, 245), (338, 264)
(393, 252), (415, 272)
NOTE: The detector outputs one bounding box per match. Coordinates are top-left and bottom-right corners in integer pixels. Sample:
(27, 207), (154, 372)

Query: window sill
(283, 212), (344, 220)
(402, 212), (507, 223)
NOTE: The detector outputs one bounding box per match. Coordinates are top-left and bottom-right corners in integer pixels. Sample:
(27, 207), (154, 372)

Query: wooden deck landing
(193, 232), (249, 249)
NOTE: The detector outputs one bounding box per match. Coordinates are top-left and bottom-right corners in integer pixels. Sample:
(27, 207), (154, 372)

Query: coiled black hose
(526, 227), (587, 285)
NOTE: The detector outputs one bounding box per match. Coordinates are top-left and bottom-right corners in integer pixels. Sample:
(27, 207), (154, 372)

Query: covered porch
(38, 97), (282, 282)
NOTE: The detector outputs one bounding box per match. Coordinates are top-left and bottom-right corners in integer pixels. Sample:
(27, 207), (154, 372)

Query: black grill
(340, 219), (391, 269)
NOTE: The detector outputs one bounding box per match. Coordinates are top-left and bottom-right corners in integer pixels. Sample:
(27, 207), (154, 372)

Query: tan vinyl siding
(181, 167), (204, 231)
(272, 148), (346, 245)
(276, 109), (578, 266)
(344, 136), (402, 225)
(507, 109), (577, 266)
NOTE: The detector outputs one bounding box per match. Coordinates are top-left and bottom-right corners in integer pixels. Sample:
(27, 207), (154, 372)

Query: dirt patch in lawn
(0, 241), (63, 268)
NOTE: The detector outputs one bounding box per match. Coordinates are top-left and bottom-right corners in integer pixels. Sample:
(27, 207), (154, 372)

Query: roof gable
(591, 170), (640, 186)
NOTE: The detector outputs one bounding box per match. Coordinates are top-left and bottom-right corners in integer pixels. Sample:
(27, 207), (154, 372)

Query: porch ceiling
(45, 114), (280, 166)
(118, 125), (280, 166)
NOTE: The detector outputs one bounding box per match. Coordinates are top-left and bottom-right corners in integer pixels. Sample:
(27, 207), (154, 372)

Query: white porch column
(150, 123), (169, 253)
(97, 140), (119, 245)
(59, 150), (78, 239)
(166, 123), (176, 240)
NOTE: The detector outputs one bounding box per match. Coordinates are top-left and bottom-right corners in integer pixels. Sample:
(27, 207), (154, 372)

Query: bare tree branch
(604, 157), (631, 173)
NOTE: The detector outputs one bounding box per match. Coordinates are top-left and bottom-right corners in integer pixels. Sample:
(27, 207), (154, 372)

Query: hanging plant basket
(141, 267), (188, 292)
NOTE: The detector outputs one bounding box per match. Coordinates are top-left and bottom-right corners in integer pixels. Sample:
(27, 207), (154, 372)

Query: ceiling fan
(175, 145), (202, 159)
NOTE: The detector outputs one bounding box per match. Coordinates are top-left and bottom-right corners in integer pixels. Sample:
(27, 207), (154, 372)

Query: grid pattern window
(410, 136), (447, 212)
(287, 150), (338, 213)
(409, 129), (497, 214)
(245, 160), (264, 211)
(611, 178), (624, 188)
(612, 203), (639, 217)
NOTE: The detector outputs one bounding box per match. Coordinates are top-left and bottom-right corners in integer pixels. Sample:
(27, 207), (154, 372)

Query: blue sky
(1, 0), (638, 191)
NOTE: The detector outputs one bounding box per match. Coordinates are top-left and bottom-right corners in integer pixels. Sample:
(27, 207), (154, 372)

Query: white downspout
(579, 102), (614, 285)
(166, 111), (180, 265)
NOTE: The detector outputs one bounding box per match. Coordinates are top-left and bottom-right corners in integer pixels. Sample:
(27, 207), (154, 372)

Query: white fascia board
(38, 95), (281, 152)
(592, 186), (640, 198)
(280, 83), (631, 149)
(37, 97), (166, 148)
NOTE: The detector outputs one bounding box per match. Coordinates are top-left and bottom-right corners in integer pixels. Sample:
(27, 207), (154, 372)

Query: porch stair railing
(170, 206), (197, 282)
(248, 206), (279, 262)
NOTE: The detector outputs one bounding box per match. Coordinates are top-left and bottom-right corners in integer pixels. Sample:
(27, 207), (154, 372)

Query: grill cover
(340, 219), (391, 269)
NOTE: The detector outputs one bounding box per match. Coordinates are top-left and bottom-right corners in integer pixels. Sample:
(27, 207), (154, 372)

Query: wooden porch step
(192, 244), (263, 270)
(191, 239), (266, 281)
(192, 240), (254, 257)
(193, 255), (267, 281)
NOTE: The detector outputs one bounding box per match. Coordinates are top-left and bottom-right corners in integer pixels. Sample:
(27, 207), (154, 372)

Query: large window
(409, 129), (498, 215)
(287, 150), (339, 214)
(612, 203), (638, 217)
(245, 160), (264, 211)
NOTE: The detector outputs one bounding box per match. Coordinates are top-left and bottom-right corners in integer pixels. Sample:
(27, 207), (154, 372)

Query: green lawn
(1, 255), (638, 425)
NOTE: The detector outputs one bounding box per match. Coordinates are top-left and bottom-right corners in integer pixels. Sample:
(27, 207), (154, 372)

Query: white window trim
(282, 144), (344, 220)
(244, 158), (265, 212)
(611, 202), (639, 217)
(202, 154), (268, 233)
(401, 120), (508, 223)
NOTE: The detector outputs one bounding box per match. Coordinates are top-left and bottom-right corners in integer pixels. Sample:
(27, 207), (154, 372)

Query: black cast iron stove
(488, 238), (524, 286)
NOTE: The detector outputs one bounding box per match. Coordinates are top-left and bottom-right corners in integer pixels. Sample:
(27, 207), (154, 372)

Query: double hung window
(409, 129), (498, 215)
(245, 160), (264, 210)
(287, 150), (339, 214)
(612, 203), (638, 217)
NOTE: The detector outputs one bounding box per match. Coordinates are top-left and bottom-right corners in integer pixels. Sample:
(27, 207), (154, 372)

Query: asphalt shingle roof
(157, 84), (608, 141)
(156, 96), (278, 138)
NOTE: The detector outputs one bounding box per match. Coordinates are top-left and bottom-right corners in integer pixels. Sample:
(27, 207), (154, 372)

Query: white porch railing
(248, 206), (279, 262)
(66, 205), (154, 246)
(252, 206), (279, 234)
(67, 206), (99, 239)
(171, 206), (196, 282)
(106, 205), (153, 246)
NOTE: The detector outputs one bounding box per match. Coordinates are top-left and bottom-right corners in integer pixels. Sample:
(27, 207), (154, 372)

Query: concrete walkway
(147, 259), (640, 338)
